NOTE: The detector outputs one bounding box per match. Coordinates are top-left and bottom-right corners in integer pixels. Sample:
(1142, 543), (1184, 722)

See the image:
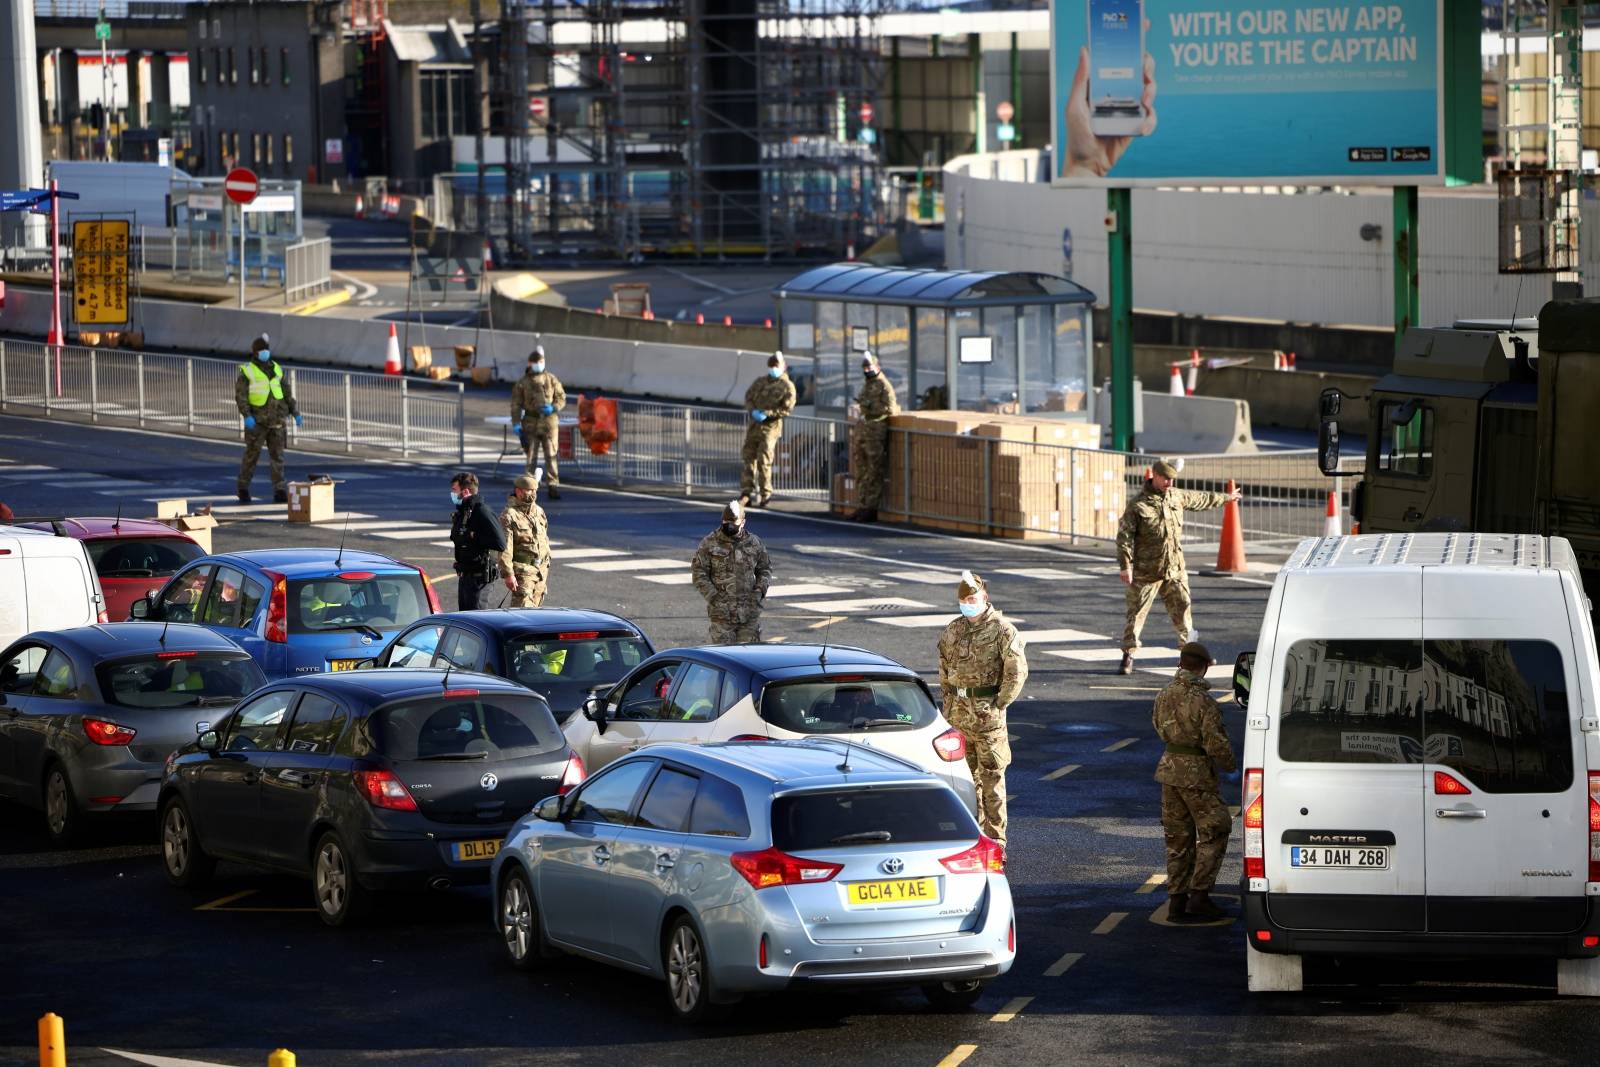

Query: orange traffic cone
(1323, 490), (1342, 537)
(1287, 351), (1298, 371)
(722, 315), (732, 326)
(354, 195), (364, 219)
(764, 318), (773, 329)
(642, 309), (654, 320)
(1185, 364), (1198, 395)
(695, 313), (705, 325)
(383, 323), (402, 376)
(1208, 479), (1249, 575)
(1168, 365), (1184, 396)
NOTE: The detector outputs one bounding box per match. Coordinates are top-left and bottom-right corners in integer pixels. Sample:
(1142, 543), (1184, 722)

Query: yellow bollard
(268, 1050), (297, 1067)
(37, 1013), (65, 1067)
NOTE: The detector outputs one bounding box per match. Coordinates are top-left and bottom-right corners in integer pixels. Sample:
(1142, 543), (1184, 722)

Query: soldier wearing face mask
(739, 351), (797, 509)
(936, 570), (1029, 849)
(849, 351), (899, 522)
(690, 499), (771, 644)
(511, 345), (567, 500)
(234, 334), (301, 504)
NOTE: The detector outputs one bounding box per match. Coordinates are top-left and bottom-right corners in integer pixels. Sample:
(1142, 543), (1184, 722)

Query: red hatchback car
(22, 518), (206, 621)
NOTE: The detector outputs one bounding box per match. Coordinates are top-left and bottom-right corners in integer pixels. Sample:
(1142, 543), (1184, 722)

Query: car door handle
(593, 846), (612, 864)
(1435, 808), (1487, 819)
(654, 852), (677, 871)
(279, 770), (317, 788)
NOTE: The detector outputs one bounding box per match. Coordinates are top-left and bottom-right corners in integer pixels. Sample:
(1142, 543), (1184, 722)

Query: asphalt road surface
(0, 413), (1593, 1067)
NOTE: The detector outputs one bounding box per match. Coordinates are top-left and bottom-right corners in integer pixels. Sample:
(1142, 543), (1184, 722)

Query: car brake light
(559, 753), (586, 796)
(558, 631), (600, 640)
(338, 571), (375, 581)
(1588, 772), (1600, 882)
(354, 768), (419, 812)
(442, 688), (480, 698)
(729, 847), (843, 889)
(1254, 929), (1273, 942)
(1585, 935), (1600, 949)
(730, 734), (771, 742)
(933, 727), (966, 763)
(84, 718), (137, 746)
(1243, 768), (1264, 880)
(418, 568), (442, 613)
(263, 570), (288, 643)
(157, 650), (197, 659)
(939, 836), (1005, 875)
(1434, 770), (1471, 795)
(90, 795), (124, 805)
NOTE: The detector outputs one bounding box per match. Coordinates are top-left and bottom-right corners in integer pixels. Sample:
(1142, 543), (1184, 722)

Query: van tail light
(1588, 772), (1600, 882)
(354, 768), (419, 812)
(933, 727), (967, 763)
(940, 835), (1005, 875)
(558, 753), (586, 796)
(729, 847), (843, 889)
(84, 718), (137, 746)
(263, 570), (288, 643)
(1007, 919), (1015, 953)
(1243, 768), (1264, 880)
(418, 568), (442, 613)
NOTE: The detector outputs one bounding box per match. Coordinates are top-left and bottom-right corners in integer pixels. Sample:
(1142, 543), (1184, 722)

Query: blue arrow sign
(0, 190), (51, 212)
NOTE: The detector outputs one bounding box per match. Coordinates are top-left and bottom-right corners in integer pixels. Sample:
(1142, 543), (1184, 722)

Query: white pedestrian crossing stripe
(765, 583), (853, 598)
(549, 548), (627, 560)
(1046, 647), (1178, 663)
(635, 572), (696, 585)
(996, 567), (1091, 581)
(1016, 628), (1106, 644)
(788, 597), (933, 614)
(870, 613), (959, 628)
(567, 558), (688, 573)
(337, 520), (433, 531)
(883, 570), (963, 585)
(1142, 663), (1233, 680)
(372, 527), (455, 540)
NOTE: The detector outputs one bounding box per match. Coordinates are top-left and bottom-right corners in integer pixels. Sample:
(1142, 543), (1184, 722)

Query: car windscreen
(504, 633), (650, 712)
(374, 693), (566, 762)
(87, 537), (206, 578)
(288, 575), (427, 636)
(760, 677), (937, 734)
(772, 786), (979, 851)
(97, 652), (266, 710)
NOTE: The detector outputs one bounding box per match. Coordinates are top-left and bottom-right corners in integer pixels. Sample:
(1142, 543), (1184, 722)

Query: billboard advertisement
(1051, 1), (1475, 186)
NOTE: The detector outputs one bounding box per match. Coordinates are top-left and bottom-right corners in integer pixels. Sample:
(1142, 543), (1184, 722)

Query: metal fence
(0, 341), (467, 462)
(284, 239), (333, 305)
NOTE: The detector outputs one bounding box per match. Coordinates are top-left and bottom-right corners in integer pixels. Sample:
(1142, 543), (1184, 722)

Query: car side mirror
(129, 598), (152, 621)
(533, 795), (562, 822)
(198, 729), (220, 753)
(1233, 652), (1254, 710)
(583, 696), (608, 735)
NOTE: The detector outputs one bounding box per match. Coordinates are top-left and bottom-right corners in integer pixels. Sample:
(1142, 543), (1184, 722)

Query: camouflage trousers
(946, 698), (1011, 848)
(707, 615), (761, 644)
(507, 564), (547, 608)
(1161, 784), (1232, 894)
(238, 422), (287, 494)
(850, 419), (890, 510)
(522, 414), (560, 486)
(740, 422), (781, 499)
(1122, 577), (1192, 651)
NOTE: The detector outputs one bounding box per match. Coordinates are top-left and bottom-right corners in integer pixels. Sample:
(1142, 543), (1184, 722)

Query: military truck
(1316, 299), (1600, 587)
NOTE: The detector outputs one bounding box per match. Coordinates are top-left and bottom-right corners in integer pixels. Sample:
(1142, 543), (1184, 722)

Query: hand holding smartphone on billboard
(1063, 0), (1157, 178)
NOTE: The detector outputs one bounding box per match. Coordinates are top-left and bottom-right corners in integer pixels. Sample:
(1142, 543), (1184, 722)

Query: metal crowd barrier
(283, 238), (334, 305)
(0, 340), (467, 463)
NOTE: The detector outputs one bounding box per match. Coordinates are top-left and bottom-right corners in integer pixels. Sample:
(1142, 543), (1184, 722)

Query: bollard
(268, 1050), (296, 1067)
(38, 1013), (65, 1067)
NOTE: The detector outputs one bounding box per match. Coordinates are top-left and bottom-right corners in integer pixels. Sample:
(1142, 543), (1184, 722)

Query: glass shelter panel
(913, 307), (947, 410)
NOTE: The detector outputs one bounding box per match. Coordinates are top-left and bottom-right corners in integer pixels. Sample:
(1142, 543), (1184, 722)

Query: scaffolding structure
(473, 0), (886, 261)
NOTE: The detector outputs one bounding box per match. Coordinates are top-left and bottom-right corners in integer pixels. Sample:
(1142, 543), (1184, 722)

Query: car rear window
(98, 652), (265, 710)
(771, 786), (978, 852)
(288, 574), (427, 635)
(1278, 638), (1572, 792)
(505, 633), (650, 689)
(760, 677), (936, 735)
(87, 538), (206, 578)
(374, 693), (565, 762)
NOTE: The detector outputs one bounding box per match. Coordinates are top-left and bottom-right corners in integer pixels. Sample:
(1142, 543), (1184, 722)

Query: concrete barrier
(1138, 392), (1258, 455)
(490, 277), (777, 353)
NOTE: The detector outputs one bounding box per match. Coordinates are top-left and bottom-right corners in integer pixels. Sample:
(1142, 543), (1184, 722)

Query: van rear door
(1268, 571), (1427, 932)
(20, 538), (99, 631)
(1420, 569), (1588, 933)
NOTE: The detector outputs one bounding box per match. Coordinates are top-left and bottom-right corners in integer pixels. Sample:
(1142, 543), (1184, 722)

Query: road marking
(635, 572), (696, 585)
(1016, 628), (1106, 643)
(1043, 951), (1084, 977)
(1141, 663), (1233, 680)
(995, 567), (1090, 581)
(371, 527), (456, 540)
(884, 569), (963, 584)
(430, 540), (454, 548)
(1092, 911), (1128, 935)
(1086, 685), (1165, 692)
(766, 583), (853, 597)
(870, 613), (958, 628)
(1135, 873), (1168, 894)
(336, 519), (434, 531)
(935, 1045), (978, 1067)
(789, 596), (933, 613)
(1101, 737), (1138, 752)
(549, 547), (628, 560)
(568, 558), (688, 572)
(102, 1049), (245, 1067)
(194, 889), (256, 910)
(990, 995), (1033, 1022)
(1040, 762), (1081, 781)
(1047, 647), (1177, 663)
(806, 615), (848, 630)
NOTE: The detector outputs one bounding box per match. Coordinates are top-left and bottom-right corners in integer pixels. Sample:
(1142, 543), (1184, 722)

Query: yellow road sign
(73, 219), (130, 326)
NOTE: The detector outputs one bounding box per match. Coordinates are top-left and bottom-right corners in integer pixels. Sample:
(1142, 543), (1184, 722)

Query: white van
(0, 526), (106, 649)
(1235, 533), (1600, 996)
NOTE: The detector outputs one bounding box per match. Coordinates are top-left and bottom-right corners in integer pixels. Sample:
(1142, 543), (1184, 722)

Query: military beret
(1180, 641), (1214, 664)
(722, 499), (745, 523)
(514, 472), (541, 491)
(1152, 459), (1180, 479)
(957, 569), (987, 599)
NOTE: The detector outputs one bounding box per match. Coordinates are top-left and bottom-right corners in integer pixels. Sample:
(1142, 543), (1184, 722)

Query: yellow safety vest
(241, 361), (284, 407)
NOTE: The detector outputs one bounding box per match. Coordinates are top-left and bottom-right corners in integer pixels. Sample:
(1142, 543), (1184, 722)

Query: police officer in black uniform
(449, 471), (506, 610)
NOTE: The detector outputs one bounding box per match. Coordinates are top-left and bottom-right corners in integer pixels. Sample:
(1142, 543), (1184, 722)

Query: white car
(1234, 533), (1600, 996)
(561, 644), (979, 814)
(0, 522), (107, 648)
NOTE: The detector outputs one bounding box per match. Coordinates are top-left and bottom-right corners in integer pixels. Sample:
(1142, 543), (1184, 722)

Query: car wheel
(664, 915), (719, 1023)
(922, 979), (986, 1011)
(312, 831), (369, 928)
(42, 763), (79, 846)
(160, 797), (216, 888)
(499, 868), (555, 971)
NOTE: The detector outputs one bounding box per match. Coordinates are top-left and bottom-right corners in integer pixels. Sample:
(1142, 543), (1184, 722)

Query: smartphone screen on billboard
(1088, 0), (1144, 135)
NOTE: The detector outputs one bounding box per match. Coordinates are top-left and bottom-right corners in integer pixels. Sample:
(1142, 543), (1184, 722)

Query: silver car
(490, 738), (1016, 1021)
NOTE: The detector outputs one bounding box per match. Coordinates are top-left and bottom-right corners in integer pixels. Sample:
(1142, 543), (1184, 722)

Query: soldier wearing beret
(500, 470), (551, 608)
(1152, 642), (1235, 922)
(691, 500), (771, 644)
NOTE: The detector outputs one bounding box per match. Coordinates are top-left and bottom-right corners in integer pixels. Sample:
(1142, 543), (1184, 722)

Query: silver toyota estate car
(490, 739), (1015, 1022)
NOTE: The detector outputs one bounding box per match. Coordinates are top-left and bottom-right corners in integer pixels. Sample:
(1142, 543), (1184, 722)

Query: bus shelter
(773, 264), (1096, 421)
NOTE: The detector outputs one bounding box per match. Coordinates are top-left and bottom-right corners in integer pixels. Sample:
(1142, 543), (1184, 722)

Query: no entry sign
(224, 168), (259, 206)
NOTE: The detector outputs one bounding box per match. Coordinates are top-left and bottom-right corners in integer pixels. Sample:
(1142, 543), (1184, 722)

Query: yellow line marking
(1101, 737), (1138, 753)
(806, 615), (848, 630)
(990, 996), (1032, 1022)
(288, 287), (353, 316)
(1092, 911), (1128, 935)
(1043, 951), (1084, 977)
(1135, 873), (1167, 894)
(195, 890), (256, 911)
(1040, 763), (1081, 781)
(936, 1045), (978, 1067)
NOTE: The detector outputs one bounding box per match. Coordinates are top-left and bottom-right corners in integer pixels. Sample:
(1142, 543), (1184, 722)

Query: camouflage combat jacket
(936, 607), (1028, 709)
(511, 370), (567, 423)
(856, 374), (899, 422)
(498, 497), (550, 573)
(1152, 668), (1236, 789)
(690, 528), (771, 623)
(744, 373), (796, 425)
(1116, 486), (1231, 582)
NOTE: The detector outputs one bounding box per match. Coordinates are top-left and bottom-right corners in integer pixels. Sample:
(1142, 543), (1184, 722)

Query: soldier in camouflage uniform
(510, 347), (567, 499)
(1152, 642), (1235, 922)
(936, 571), (1029, 849)
(850, 352), (899, 523)
(740, 352), (797, 508)
(1115, 458), (1241, 674)
(690, 500), (772, 644)
(499, 471), (551, 608)
(234, 334), (300, 504)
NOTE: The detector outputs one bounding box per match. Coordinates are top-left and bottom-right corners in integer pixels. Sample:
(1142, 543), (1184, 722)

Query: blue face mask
(257, 350), (271, 362)
(958, 600), (984, 618)
(450, 491), (462, 506)
(768, 367), (782, 379)
(530, 363), (545, 374)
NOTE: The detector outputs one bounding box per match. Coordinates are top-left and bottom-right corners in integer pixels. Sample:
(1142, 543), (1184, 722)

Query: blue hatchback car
(129, 549), (441, 681)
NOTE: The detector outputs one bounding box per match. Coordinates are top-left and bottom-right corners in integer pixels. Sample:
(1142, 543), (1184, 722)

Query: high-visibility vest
(241, 360), (284, 407)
